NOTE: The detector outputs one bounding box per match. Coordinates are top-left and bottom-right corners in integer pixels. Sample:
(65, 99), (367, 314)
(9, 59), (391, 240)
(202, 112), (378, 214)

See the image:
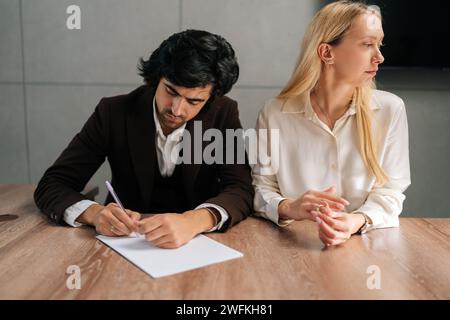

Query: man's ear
(317, 43), (335, 65)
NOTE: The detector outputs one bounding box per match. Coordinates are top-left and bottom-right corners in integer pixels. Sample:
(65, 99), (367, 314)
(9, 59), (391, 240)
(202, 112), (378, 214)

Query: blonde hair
(279, 0), (388, 185)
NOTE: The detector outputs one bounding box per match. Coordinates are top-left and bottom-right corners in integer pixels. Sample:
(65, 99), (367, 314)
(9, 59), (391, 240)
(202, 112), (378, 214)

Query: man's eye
(188, 101), (200, 106)
(166, 89), (177, 96)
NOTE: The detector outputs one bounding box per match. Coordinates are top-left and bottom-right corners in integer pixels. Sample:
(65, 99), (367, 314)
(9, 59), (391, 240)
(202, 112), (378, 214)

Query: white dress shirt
(64, 97), (229, 231)
(252, 89), (411, 232)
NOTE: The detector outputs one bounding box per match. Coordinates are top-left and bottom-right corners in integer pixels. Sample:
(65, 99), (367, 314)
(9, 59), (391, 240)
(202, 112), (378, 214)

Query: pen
(105, 180), (125, 212)
(105, 180), (139, 237)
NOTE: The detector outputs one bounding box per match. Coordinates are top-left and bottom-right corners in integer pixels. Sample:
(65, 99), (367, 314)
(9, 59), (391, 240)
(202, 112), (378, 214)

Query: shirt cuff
(351, 205), (400, 232)
(268, 196), (294, 227)
(195, 203), (229, 232)
(63, 200), (98, 227)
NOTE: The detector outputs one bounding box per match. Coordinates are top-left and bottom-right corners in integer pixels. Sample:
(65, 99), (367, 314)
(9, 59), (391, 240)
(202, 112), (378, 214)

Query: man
(34, 30), (254, 248)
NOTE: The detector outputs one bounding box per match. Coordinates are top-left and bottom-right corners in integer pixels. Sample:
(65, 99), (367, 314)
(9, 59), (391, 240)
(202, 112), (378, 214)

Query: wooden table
(0, 184), (449, 299)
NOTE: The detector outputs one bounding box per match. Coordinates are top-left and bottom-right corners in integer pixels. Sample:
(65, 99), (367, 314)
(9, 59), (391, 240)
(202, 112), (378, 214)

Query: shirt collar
(279, 94), (319, 122)
(152, 96), (186, 141)
(280, 91), (381, 117)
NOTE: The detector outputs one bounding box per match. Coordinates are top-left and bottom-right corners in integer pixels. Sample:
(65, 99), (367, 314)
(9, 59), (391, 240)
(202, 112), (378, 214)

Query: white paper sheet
(96, 234), (243, 278)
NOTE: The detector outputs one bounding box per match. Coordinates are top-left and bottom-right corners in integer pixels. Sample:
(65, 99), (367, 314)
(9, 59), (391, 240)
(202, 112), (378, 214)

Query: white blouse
(252, 89), (411, 232)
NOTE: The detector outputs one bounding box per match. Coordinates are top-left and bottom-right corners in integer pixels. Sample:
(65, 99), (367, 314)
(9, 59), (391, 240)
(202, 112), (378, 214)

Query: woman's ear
(317, 43), (334, 65)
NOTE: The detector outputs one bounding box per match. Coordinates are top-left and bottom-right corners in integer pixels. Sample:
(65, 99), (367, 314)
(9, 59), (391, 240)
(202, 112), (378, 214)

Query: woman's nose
(374, 48), (384, 65)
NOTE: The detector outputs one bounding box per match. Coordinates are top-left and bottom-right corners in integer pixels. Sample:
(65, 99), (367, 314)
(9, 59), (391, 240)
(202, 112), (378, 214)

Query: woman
(252, 1), (411, 246)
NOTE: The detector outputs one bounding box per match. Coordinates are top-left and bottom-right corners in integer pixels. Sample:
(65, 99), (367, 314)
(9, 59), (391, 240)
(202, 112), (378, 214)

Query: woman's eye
(365, 43), (373, 47)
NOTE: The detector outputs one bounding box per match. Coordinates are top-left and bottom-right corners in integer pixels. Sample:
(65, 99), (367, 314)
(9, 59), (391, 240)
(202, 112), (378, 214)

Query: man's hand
(77, 203), (141, 236)
(135, 209), (216, 249)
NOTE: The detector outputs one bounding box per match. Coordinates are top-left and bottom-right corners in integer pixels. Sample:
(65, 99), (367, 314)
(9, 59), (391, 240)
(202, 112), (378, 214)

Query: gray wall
(1, 0), (449, 217)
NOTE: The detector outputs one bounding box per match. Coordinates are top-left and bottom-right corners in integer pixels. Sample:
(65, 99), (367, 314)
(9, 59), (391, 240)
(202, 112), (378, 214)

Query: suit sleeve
(33, 99), (110, 225)
(203, 101), (254, 231)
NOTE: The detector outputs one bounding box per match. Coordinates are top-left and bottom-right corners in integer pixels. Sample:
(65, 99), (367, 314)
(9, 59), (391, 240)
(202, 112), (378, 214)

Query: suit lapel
(182, 99), (215, 205)
(127, 86), (156, 210)
(182, 121), (201, 204)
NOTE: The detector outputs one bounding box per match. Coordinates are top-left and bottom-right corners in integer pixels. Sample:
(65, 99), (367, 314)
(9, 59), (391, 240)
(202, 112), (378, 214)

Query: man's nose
(171, 97), (185, 116)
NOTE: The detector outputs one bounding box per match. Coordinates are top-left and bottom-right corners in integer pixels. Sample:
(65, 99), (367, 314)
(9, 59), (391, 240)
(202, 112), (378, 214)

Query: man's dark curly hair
(138, 29), (239, 98)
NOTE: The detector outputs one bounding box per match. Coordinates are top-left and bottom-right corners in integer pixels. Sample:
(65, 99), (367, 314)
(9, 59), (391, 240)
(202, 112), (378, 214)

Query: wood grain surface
(0, 185), (448, 299)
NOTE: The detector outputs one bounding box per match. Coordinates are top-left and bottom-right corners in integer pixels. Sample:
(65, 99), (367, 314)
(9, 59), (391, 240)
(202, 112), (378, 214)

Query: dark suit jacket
(34, 85), (254, 231)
